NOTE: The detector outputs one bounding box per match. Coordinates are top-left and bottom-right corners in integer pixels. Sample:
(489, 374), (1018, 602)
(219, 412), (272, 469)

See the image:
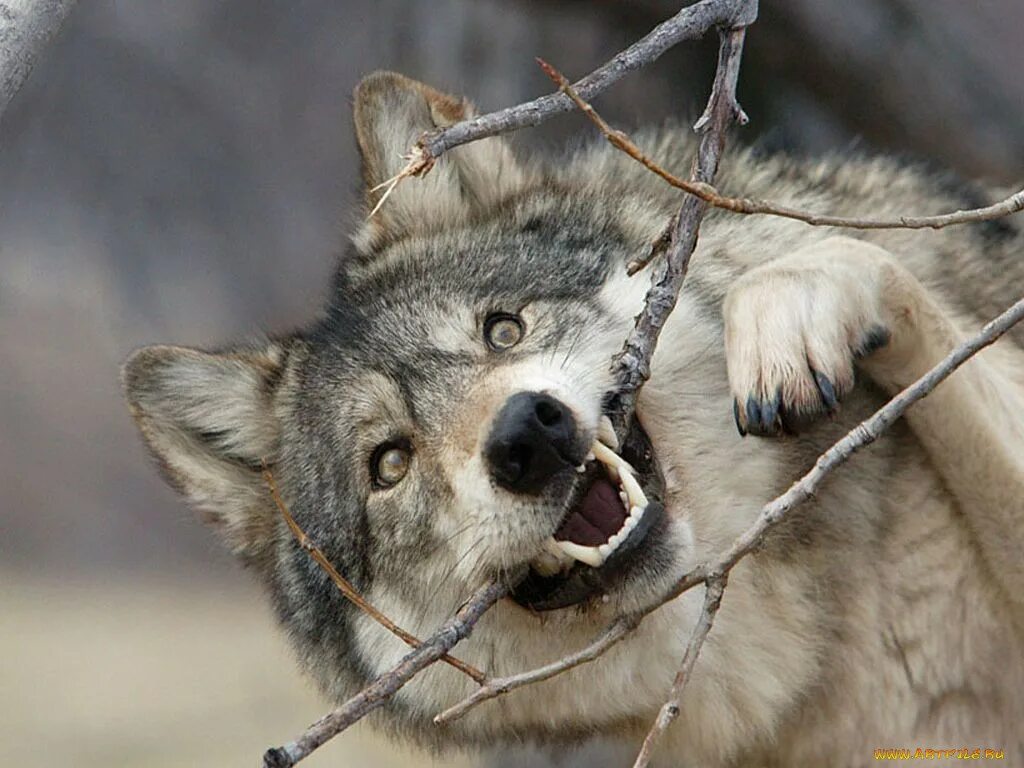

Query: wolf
(123, 71), (1024, 766)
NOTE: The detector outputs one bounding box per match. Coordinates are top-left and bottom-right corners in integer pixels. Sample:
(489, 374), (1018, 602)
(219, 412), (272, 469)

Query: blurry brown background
(2, 2), (1022, 766)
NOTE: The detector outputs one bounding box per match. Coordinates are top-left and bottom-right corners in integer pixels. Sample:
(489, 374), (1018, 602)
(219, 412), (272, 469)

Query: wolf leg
(723, 235), (1024, 609)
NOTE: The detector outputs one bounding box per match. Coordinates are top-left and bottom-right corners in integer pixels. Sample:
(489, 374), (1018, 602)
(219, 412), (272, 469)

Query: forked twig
(262, 466), (484, 683)
(435, 295), (1024, 749)
(415, 0), (756, 165)
(546, 59), (1023, 276)
(366, 145), (433, 219)
(263, 578), (507, 768)
(631, 575), (726, 767)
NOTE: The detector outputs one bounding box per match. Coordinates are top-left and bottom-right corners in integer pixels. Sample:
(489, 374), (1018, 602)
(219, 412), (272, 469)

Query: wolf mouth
(510, 413), (667, 612)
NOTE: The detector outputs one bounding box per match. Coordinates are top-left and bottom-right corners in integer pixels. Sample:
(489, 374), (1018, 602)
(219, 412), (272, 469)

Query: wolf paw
(723, 241), (894, 437)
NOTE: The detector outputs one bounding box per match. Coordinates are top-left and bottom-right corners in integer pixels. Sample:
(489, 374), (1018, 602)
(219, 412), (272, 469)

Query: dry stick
(433, 25), (750, 730)
(632, 575), (726, 768)
(262, 467), (484, 683)
(435, 613), (642, 724)
(262, 579), (508, 768)
(0, 0), (78, 123)
(608, 22), (749, 433)
(376, 0), (756, 186)
(435, 294), (1024, 730)
(551, 66), (1024, 275)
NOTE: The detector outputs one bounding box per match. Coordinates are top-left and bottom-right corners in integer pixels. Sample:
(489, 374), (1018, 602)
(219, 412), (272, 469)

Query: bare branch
(0, 0), (77, 123)
(262, 579), (508, 768)
(631, 575), (727, 768)
(434, 295), (1024, 727)
(263, 467), (485, 683)
(434, 613), (642, 725)
(550, 61), (1023, 276)
(608, 25), (749, 431)
(418, 0), (754, 162)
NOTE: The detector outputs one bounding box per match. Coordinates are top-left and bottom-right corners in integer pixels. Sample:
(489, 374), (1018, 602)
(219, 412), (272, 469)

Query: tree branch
(419, 0), (754, 160)
(433, 294), (1024, 735)
(0, 0), (77, 123)
(604, 24), (748, 425)
(377, 0), (756, 185)
(434, 613), (642, 724)
(258, 0), (1024, 762)
(550, 57), (1023, 277)
(262, 579), (508, 768)
(631, 574), (727, 768)
(262, 467), (484, 683)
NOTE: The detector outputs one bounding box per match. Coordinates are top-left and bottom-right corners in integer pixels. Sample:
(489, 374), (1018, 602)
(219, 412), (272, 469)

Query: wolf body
(124, 72), (1024, 766)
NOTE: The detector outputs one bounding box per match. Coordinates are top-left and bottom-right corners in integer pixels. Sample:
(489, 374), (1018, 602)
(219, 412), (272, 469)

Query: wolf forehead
(306, 204), (626, 369)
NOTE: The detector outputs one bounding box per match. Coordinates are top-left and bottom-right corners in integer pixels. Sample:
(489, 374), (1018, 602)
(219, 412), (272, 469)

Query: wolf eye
(484, 313), (524, 350)
(371, 442), (411, 488)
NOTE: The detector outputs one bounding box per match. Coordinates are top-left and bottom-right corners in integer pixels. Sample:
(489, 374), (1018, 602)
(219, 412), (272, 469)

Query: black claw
(760, 390), (781, 434)
(733, 399), (747, 437)
(745, 396), (762, 433)
(813, 370), (839, 412)
(855, 324), (891, 358)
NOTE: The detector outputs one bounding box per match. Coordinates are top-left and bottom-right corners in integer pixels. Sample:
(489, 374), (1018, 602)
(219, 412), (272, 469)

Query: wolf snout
(484, 392), (584, 495)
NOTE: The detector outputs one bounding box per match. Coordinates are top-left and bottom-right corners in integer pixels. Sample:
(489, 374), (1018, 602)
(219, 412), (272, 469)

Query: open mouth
(510, 413), (667, 612)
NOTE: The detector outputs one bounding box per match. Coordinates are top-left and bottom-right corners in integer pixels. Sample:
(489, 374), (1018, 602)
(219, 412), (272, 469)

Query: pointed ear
(352, 70), (529, 252)
(122, 341), (289, 565)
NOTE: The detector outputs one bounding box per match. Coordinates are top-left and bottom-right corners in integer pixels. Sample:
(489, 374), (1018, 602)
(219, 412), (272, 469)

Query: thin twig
(606, 24), (749, 436)
(434, 613), (642, 724)
(433, 294), (1024, 729)
(376, 0), (756, 188)
(262, 467), (485, 683)
(550, 67), (1022, 271)
(262, 579), (507, 768)
(0, 0), (77, 124)
(632, 575), (727, 767)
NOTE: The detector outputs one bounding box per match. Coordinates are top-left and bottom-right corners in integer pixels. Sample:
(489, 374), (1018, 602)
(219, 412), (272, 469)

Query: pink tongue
(554, 477), (628, 547)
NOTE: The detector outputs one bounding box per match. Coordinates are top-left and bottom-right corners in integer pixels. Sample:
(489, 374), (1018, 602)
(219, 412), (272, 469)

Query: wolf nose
(485, 392), (580, 495)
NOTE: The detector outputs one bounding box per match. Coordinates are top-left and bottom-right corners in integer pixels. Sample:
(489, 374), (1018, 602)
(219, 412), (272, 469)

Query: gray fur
(123, 72), (1024, 765)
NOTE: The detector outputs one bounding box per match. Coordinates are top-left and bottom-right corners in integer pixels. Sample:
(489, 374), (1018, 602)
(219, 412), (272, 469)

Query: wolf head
(124, 72), (814, 755)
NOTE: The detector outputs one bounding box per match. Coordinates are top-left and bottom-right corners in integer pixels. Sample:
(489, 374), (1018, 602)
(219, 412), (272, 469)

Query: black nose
(485, 392), (581, 495)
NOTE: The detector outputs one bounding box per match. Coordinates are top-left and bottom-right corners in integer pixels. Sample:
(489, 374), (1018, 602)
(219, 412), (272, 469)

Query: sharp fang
(591, 440), (634, 475)
(555, 540), (604, 568)
(620, 469), (648, 508)
(576, 464), (586, 473)
(598, 415), (619, 451)
(585, 451), (596, 462)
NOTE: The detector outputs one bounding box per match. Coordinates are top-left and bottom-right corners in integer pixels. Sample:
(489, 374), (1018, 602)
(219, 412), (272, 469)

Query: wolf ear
(352, 70), (529, 252)
(122, 342), (287, 565)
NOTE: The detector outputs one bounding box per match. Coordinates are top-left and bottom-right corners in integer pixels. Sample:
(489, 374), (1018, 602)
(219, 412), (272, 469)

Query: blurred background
(2, 1), (1022, 766)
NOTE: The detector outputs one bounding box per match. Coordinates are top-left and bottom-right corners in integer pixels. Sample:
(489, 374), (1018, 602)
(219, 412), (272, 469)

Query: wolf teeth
(548, 502), (648, 568)
(618, 467), (648, 509)
(532, 435), (650, 571)
(591, 439), (647, 509)
(597, 415), (619, 451)
(553, 540), (605, 568)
